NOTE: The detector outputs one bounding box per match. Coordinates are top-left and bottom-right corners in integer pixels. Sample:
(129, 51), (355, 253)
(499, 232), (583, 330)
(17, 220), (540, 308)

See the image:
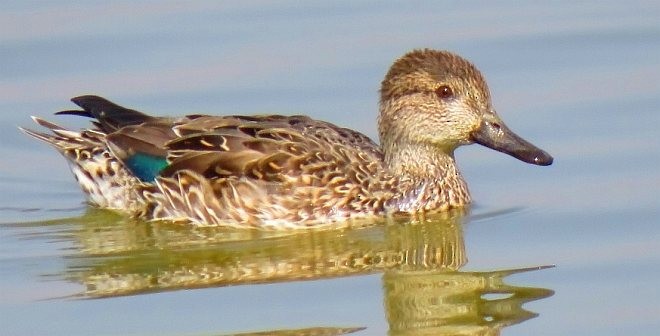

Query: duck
(21, 49), (553, 229)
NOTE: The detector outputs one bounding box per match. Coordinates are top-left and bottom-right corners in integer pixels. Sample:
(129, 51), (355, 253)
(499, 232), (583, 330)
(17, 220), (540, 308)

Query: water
(1, 1), (659, 335)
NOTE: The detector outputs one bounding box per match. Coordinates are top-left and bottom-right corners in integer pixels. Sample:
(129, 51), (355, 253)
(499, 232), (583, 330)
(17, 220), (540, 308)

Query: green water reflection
(14, 209), (552, 335)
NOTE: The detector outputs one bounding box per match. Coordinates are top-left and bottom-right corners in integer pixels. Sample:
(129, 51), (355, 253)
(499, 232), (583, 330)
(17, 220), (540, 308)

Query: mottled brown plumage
(20, 49), (553, 229)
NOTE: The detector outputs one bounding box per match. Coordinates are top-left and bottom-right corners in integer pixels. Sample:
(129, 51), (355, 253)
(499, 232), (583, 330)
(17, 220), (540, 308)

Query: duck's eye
(435, 85), (453, 99)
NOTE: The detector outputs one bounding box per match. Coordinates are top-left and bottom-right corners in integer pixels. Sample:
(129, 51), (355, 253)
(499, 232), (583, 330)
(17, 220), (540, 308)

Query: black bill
(471, 113), (553, 166)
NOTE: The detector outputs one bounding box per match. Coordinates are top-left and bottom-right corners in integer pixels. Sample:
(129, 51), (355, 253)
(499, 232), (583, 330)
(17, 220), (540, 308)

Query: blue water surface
(1, 1), (659, 335)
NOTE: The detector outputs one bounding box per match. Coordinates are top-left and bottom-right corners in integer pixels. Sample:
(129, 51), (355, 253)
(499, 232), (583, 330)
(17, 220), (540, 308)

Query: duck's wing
(50, 95), (383, 185)
(156, 114), (383, 183)
(50, 98), (379, 185)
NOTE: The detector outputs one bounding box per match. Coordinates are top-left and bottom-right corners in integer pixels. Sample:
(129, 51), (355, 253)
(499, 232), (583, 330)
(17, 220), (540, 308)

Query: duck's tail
(19, 96), (152, 210)
(57, 95), (154, 133)
(19, 115), (105, 153)
(20, 95), (155, 151)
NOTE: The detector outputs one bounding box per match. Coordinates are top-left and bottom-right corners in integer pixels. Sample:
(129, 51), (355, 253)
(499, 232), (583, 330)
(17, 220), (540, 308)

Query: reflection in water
(224, 327), (365, 336)
(14, 208), (552, 335)
(384, 267), (552, 335)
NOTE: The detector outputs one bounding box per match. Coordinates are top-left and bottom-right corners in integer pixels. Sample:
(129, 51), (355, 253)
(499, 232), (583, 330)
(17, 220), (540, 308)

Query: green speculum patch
(125, 152), (168, 182)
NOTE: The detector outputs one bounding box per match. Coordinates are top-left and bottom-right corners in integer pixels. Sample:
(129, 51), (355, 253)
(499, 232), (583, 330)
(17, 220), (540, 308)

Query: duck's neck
(384, 142), (471, 213)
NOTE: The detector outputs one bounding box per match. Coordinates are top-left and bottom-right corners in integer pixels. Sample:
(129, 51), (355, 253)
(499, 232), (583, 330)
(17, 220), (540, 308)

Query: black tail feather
(55, 109), (91, 117)
(56, 95), (154, 133)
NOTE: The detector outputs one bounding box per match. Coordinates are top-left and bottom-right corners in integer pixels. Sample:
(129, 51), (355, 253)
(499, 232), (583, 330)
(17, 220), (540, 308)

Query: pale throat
(384, 142), (471, 212)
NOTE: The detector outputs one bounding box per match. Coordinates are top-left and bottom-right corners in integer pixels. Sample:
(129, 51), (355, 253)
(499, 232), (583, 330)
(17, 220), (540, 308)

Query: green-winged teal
(21, 49), (553, 229)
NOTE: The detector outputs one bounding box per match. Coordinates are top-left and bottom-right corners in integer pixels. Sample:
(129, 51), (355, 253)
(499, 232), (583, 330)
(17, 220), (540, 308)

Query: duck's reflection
(26, 208), (553, 335)
(384, 267), (552, 335)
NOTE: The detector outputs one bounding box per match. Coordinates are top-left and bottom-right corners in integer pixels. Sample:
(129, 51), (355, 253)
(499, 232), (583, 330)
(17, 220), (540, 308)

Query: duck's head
(378, 49), (553, 166)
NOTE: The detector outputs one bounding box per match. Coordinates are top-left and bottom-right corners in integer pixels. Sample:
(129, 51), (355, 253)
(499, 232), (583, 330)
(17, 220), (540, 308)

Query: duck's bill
(471, 116), (553, 166)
